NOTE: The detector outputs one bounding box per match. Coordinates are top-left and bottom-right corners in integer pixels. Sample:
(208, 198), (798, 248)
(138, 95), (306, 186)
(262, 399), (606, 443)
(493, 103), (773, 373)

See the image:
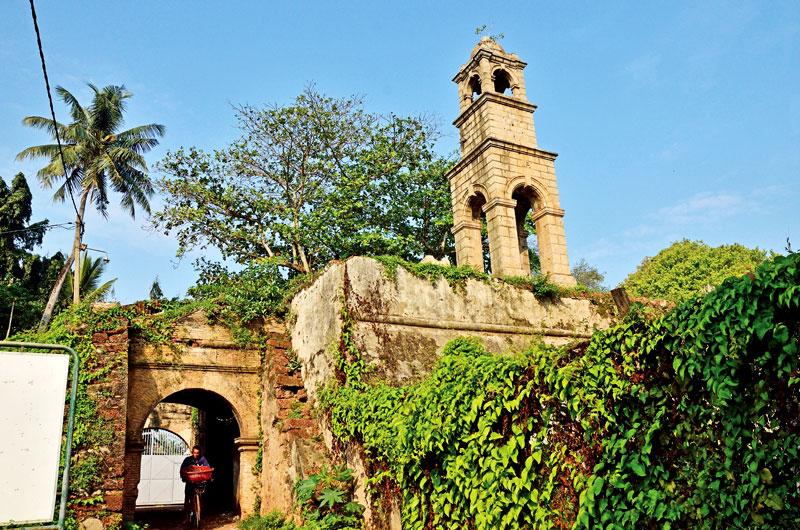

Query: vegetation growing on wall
(372, 254), (570, 300)
(320, 252), (800, 529)
(373, 254), (488, 287)
(6, 262), (292, 526)
(11, 305), (128, 526)
(239, 466), (364, 530)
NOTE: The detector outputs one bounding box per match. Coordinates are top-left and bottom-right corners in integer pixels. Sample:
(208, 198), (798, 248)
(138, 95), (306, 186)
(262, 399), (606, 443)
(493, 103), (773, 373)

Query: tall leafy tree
(571, 258), (606, 291)
(17, 84), (165, 320)
(149, 277), (164, 301)
(622, 239), (769, 302)
(0, 173), (64, 335)
(154, 88), (453, 275)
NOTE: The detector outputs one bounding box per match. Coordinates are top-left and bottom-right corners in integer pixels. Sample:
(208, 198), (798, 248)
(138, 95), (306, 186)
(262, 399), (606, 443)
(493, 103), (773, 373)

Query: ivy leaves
(294, 465), (363, 529)
(321, 253), (800, 529)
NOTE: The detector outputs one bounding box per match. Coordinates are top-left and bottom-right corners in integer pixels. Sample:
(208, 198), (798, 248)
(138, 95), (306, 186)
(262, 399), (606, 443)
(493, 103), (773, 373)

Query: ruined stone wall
(73, 324), (130, 530)
(289, 256), (617, 526)
(259, 324), (331, 516)
(68, 308), (332, 526)
(123, 310), (263, 520)
(72, 257), (621, 528)
(291, 256), (614, 399)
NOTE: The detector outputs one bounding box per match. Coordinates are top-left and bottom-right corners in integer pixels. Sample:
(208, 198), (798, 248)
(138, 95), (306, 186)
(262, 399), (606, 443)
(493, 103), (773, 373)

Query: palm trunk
(38, 253), (74, 331)
(71, 190), (89, 305)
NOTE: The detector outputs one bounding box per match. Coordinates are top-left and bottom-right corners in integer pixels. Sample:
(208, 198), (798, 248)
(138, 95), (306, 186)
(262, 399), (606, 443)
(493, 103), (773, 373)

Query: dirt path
(135, 509), (240, 529)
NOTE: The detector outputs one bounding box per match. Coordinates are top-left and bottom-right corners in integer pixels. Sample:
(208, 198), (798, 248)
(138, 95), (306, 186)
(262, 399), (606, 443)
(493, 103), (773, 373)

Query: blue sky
(1, 1), (798, 302)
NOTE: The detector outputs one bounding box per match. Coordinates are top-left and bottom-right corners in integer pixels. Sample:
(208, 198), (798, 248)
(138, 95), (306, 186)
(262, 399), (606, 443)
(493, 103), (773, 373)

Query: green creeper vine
(372, 255), (490, 287)
(319, 252), (800, 529)
(333, 292), (368, 388)
(372, 254), (582, 299)
(10, 304), (128, 527)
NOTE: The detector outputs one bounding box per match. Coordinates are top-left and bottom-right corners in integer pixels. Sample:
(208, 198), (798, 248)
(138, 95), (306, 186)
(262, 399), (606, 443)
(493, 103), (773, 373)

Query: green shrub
(500, 274), (563, 300)
(373, 254), (489, 287)
(239, 511), (297, 530)
(295, 466), (364, 530)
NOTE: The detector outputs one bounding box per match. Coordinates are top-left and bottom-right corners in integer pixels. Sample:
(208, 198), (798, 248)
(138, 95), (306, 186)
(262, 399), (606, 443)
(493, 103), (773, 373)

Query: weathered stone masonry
(69, 324), (129, 530)
(122, 311), (262, 519)
(73, 311), (328, 528)
(449, 38), (576, 285)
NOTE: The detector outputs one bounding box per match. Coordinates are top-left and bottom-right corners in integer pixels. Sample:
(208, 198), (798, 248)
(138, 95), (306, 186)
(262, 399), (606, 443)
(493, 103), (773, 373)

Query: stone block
(268, 338), (292, 349)
(104, 490), (124, 511)
(276, 375), (304, 389)
(79, 517), (104, 530)
(281, 418), (316, 432)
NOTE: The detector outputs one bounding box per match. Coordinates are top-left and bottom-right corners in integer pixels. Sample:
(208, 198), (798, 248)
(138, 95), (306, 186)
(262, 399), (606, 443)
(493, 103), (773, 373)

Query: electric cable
(27, 0), (82, 230)
(0, 222), (76, 237)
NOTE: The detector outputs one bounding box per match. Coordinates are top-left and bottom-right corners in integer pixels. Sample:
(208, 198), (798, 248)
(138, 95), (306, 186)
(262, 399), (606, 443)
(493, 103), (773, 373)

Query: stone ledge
(129, 361), (259, 373)
(446, 137), (558, 181)
(355, 314), (593, 339)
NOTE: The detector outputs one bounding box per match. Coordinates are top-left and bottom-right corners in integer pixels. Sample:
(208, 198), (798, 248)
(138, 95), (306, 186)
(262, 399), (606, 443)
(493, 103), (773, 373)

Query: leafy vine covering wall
(319, 253), (800, 529)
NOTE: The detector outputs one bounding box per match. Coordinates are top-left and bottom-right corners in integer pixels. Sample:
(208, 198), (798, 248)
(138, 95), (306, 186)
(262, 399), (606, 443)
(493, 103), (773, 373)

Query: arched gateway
(122, 311), (261, 520)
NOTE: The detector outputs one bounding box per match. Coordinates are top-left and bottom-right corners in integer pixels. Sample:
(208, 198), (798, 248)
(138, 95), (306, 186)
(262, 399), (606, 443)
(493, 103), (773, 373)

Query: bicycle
(183, 466), (214, 529)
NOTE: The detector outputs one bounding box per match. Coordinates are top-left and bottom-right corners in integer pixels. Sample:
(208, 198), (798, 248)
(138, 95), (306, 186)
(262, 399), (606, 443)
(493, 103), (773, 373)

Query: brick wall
(71, 324), (129, 528)
(259, 326), (331, 514)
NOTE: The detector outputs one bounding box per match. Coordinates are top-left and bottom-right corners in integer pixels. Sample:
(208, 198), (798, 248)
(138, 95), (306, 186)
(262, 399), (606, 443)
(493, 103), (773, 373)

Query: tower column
(531, 207), (576, 286)
(484, 198), (526, 277)
(452, 220), (484, 272)
(235, 436), (260, 516)
(516, 218), (531, 274)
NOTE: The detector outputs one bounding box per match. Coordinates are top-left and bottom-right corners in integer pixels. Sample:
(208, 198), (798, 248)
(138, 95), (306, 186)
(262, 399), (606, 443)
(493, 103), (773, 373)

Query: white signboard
(0, 351), (69, 525)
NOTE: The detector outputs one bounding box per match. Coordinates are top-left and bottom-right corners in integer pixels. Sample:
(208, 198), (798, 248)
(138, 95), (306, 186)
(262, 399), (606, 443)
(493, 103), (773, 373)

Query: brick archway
(122, 311), (262, 520)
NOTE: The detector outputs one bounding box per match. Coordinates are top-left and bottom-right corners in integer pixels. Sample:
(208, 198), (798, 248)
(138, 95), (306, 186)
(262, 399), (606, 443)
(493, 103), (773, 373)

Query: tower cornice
(453, 49), (527, 83)
(453, 91), (537, 128)
(445, 137), (558, 181)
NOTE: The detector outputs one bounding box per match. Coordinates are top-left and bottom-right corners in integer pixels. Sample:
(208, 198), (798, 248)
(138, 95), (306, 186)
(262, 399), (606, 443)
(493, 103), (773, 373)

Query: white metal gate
(137, 428), (188, 506)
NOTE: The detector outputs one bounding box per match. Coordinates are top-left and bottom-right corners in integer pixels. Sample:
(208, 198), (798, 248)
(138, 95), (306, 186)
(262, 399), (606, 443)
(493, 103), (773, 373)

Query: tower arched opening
(512, 185), (541, 275)
(469, 74), (482, 101)
(493, 69), (512, 95)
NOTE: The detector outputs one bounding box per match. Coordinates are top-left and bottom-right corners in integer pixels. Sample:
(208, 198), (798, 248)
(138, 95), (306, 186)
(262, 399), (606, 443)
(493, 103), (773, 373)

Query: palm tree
(17, 84), (164, 325)
(61, 252), (116, 304)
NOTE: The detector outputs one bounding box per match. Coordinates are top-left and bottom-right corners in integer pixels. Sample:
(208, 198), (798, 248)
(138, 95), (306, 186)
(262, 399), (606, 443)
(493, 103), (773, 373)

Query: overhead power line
(27, 0), (82, 226)
(0, 221), (76, 237)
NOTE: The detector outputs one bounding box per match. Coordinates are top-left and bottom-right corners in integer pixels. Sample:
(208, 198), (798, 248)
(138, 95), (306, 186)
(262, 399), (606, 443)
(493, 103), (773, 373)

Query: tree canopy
(153, 88), (454, 275)
(571, 258), (606, 291)
(61, 252), (116, 305)
(622, 239), (769, 302)
(0, 173), (64, 335)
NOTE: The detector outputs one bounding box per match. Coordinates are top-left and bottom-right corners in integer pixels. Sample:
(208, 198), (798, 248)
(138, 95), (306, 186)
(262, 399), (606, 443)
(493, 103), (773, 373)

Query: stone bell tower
(447, 38), (576, 286)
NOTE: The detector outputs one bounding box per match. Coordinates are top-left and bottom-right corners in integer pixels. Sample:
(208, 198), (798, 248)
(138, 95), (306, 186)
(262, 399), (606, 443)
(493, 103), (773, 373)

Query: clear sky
(1, 1), (798, 302)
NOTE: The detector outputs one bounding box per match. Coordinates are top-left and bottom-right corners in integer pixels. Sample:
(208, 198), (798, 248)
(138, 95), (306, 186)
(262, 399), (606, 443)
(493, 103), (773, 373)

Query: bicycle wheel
(194, 491), (202, 529)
